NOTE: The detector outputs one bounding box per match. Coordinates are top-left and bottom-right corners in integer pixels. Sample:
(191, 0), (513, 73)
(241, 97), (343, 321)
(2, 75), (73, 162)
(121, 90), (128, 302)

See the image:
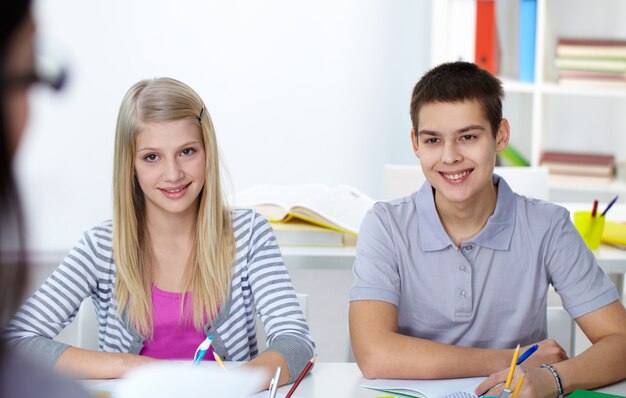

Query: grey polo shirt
(350, 174), (619, 348)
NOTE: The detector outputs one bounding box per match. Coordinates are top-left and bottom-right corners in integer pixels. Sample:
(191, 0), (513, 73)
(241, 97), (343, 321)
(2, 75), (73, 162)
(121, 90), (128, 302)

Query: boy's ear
(411, 128), (420, 158)
(495, 119), (510, 152)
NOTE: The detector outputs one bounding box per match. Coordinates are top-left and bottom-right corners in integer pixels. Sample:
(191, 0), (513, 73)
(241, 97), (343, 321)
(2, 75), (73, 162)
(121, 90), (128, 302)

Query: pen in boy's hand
(511, 375), (525, 398)
(504, 344), (520, 389)
(516, 344), (538, 365)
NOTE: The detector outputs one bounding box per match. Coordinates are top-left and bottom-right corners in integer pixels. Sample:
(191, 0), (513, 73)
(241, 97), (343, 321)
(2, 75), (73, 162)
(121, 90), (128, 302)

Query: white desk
(84, 362), (626, 397)
(279, 362), (626, 397)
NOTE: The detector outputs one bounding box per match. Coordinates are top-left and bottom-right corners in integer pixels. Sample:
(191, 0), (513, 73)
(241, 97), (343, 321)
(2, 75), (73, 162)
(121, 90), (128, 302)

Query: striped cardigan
(5, 209), (315, 382)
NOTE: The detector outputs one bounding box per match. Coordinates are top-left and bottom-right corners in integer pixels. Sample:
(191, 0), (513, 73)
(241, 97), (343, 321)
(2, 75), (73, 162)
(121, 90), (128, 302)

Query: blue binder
(519, 0), (537, 82)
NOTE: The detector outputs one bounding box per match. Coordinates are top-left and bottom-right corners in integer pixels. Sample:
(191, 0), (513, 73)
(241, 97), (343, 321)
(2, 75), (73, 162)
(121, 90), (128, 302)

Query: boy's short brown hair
(410, 62), (504, 137)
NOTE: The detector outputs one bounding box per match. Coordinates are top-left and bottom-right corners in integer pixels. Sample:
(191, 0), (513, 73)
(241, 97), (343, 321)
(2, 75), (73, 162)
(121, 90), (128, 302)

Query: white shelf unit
(430, 0), (626, 203)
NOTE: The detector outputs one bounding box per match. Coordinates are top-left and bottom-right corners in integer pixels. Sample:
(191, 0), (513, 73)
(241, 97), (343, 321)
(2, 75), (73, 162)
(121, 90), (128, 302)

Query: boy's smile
(411, 100), (509, 212)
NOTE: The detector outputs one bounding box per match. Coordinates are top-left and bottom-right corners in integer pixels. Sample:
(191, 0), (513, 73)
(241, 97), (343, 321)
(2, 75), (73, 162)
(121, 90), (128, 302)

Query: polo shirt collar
(414, 173), (516, 251)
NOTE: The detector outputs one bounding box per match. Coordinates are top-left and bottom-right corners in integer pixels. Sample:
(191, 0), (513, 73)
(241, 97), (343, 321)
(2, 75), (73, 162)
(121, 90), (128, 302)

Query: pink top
(140, 285), (213, 361)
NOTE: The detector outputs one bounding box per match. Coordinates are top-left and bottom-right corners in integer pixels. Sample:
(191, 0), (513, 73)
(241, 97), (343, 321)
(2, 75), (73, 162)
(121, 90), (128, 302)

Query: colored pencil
(601, 195), (619, 216)
(285, 355), (316, 398)
(512, 375), (525, 398)
(213, 352), (229, 374)
(591, 199), (599, 217)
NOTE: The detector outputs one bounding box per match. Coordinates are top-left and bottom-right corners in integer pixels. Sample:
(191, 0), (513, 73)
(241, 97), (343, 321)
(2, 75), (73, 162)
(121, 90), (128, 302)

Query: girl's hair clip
(197, 107), (204, 121)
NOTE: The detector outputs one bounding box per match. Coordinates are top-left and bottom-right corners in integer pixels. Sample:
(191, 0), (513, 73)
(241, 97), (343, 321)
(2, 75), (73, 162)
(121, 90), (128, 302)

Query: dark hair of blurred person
(0, 1), (88, 396)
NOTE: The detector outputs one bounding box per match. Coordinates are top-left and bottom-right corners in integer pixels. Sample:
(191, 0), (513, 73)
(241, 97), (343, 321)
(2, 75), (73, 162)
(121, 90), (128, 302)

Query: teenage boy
(349, 62), (626, 398)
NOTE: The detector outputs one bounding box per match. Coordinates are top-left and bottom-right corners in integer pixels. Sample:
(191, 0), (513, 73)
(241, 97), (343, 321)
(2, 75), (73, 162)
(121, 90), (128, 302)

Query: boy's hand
(475, 366), (558, 398)
(520, 339), (568, 367)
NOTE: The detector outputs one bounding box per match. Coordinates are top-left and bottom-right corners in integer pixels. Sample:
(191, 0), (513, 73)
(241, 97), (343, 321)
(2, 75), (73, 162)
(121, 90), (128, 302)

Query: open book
(361, 377), (487, 398)
(233, 184), (375, 236)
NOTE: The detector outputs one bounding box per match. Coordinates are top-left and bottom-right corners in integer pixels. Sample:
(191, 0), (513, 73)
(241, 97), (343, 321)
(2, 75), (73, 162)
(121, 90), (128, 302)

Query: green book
(498, 146), (530, 167)
(569, 389), (625, 397)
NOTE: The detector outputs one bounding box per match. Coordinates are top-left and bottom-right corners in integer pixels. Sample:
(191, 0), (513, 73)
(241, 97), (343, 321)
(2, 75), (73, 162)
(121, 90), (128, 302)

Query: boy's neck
(434, 182), (498, 248)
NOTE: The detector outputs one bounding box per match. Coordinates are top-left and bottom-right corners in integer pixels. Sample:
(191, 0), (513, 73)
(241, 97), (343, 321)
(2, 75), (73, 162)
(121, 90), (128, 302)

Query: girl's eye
(181, 148), (195, 156)
(144, 154), (158, 161)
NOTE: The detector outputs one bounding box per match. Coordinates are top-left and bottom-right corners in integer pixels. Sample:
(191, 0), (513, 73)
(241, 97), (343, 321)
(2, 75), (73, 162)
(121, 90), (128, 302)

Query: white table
(281, 362), (626, 397)
(84, 362), (626, 397)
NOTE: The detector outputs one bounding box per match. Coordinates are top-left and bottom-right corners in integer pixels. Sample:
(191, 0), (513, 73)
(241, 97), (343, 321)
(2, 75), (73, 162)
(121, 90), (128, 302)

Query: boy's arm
(553, 300), (626, 393)
(476, 301), (626, 397)
(349, 300), (566, 380)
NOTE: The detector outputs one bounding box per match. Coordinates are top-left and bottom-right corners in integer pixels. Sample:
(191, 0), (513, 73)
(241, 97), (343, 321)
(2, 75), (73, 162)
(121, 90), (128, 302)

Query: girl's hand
(120, 353), (159, 375)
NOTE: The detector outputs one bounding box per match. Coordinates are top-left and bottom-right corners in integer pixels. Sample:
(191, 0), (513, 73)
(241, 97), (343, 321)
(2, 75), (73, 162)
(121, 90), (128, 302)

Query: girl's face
(134, 119), (206, 220)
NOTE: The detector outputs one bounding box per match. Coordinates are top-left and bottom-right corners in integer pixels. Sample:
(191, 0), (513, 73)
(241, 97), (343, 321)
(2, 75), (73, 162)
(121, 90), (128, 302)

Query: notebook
(361, 376), (487, 398)
(113, 362), (264, 398)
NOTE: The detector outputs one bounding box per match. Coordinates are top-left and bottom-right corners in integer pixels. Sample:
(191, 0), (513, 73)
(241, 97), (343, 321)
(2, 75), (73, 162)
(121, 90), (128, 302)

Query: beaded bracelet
(541, 363), (565, 398)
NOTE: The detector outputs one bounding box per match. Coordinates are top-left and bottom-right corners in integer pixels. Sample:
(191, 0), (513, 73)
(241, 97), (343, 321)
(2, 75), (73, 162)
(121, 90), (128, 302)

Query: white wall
(15, 0), (430, 252)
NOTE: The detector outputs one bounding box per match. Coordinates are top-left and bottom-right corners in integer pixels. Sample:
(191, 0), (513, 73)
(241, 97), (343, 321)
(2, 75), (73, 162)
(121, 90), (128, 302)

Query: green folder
(569, 389), (625, 397)
(498, 146), (530, 167)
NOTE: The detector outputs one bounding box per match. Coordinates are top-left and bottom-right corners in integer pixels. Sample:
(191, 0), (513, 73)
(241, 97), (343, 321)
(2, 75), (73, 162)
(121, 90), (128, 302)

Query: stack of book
(555, 38), (626, 87)
(270, 220), (357, 247)
(540, 150), (616, 184)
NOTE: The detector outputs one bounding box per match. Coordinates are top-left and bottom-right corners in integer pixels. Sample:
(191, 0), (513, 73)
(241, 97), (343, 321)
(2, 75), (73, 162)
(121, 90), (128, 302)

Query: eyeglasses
(0, 55), (67, 92)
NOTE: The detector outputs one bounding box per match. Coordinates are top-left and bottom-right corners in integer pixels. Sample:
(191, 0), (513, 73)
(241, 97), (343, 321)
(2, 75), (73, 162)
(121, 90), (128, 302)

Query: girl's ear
(495, 119), (510, 152)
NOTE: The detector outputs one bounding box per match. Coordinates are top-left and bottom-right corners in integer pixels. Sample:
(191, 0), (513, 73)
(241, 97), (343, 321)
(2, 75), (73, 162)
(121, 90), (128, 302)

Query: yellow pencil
(512, 374), (525, 398)
(213, 352), (229, 374)
(505, 344), (520, 389)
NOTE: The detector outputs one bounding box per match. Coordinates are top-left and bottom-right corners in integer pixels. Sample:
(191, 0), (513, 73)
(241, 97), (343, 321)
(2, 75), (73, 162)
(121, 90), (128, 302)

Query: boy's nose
(441, 142), (462, 164)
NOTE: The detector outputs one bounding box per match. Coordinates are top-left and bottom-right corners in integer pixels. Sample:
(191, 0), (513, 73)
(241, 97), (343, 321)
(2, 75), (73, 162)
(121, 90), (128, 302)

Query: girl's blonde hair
(113, 77), (234, 338)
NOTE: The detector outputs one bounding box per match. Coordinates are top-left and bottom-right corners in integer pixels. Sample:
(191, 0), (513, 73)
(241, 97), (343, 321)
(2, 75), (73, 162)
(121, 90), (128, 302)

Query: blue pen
(516, 344), (538, 365)
(193, 335), (213, 366)
(601, 195), (619, 217)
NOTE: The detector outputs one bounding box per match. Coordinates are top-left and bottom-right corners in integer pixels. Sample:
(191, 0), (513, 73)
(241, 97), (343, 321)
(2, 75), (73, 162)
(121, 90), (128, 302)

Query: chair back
(547, 305), (576, 357)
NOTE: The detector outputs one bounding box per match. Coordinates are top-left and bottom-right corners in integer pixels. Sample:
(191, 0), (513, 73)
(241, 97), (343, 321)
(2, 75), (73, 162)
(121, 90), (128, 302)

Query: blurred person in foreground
(0, 1), (89, 397)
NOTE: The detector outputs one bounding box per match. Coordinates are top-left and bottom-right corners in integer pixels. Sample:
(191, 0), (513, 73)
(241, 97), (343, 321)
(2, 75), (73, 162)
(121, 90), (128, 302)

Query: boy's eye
(181, 148), (195, 156)
(424, 137), (439, 144)
(461, 134), (476, 141)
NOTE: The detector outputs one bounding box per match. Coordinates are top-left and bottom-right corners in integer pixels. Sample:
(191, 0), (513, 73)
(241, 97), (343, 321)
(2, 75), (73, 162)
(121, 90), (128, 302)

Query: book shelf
(430, 0), (626, 203)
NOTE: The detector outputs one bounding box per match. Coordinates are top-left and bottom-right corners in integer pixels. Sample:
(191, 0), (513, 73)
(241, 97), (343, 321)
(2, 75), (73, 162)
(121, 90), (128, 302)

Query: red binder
(475, 0), (499, 74)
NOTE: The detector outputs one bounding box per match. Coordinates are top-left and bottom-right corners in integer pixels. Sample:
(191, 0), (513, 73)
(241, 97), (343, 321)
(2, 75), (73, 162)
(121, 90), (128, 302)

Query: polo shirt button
(459, 265), (466, 272)
(460, 290), (467, 298)
(464, 245), (473, 251)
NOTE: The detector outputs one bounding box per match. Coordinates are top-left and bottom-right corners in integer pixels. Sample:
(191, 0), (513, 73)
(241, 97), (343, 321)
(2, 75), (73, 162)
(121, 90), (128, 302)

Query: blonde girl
(6, 77), (314, 387)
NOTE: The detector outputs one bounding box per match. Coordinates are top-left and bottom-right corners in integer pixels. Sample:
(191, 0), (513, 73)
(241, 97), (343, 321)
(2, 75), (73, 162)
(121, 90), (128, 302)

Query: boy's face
(411, 100), (509, 206)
